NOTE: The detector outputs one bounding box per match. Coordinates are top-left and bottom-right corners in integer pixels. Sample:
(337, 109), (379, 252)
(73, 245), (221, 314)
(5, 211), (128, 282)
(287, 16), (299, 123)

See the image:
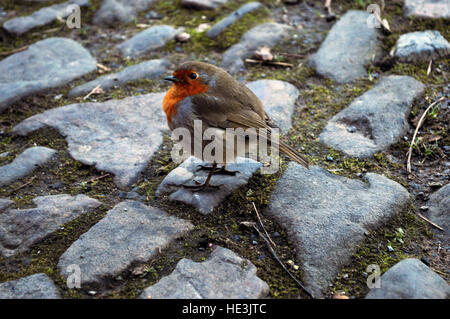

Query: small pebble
(286, 260), (294, 266)
(403, 136), (408, 141)
(252, 240), (258, 245)
(175, 32), (190, 42)
(293, 265), (299, 270)
(387, 245), (394, 252)
(326, 155), (334, 162)
(347, 126), (356, 133)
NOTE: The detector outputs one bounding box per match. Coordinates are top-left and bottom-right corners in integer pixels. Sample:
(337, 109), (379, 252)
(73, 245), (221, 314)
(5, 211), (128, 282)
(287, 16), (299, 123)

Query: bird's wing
(190, 93), (273, 130)
(189, 93), (309, 168)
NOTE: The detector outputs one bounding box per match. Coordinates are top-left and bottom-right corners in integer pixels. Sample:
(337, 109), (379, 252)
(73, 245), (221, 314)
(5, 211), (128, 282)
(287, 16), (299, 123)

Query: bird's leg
(182, 162), (223, 191)
(196, 163), (238, 176)
(213, 164), (238, 176)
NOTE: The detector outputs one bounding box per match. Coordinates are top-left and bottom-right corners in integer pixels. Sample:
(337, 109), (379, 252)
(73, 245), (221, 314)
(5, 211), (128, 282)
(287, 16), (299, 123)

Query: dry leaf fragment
(254, 46), (273, 61)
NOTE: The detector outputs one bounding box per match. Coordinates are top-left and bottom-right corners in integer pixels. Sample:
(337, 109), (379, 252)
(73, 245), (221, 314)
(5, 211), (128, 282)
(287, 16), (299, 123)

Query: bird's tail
(279, 141), (309, 169)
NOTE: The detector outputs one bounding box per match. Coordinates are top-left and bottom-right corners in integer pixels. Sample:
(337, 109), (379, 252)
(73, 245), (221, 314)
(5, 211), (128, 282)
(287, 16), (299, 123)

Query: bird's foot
(180, 179), (223, 192)
(196, 164), (238, 176)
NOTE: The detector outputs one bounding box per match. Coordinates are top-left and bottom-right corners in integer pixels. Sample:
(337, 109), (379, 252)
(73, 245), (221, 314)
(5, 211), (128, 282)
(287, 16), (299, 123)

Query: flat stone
(221, 23), (293, 74)
(0, 37), (97, 113)
(156, 156), (263, 215)
(117, 25), (180, 58)
(206, 2), (262, 38)
(309, 10), (382, 83)
(140, 246), (269, 299)
(319, 75), (425, 158)
(246, 79), (300, 133)
(404, 0), (450, 19)
(0, 273), (60, 299)
(181, 0), (229, 10)
(93, 0), (156, 26)
(0, 194), (101, 257)
(68, 59), (171, 97)
(366, 258), (450, 299)
(394, 30), (450, 63)
(2, 0), (90, 36)
(0, 199), (14, 212)
(0, 147), (57, 187)
(58, 200), (193, 285)
(427, 184), (449, 237)
(266, 163), (410, 297)
(12, 93), (167, 189)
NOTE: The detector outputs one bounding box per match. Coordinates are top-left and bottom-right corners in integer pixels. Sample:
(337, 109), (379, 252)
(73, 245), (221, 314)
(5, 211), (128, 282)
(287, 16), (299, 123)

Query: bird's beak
(164, 75), (179, 83)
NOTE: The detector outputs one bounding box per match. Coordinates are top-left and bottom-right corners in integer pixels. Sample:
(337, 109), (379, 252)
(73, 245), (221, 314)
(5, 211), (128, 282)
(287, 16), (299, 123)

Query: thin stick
(85, 173), (110, 184)
(83, 84), (103, 100)
(241, 221), (315, 298)
(277, 52), (306, 59)
(0, 46), (29, 57)
(417, 213), (444, 231)
(96, 63), (111, 72)
(426, 60), (432, 76)
(12, 176), (36, 192)
(245, 59), (294, 68)
(252, 202), (276, 247)
(406, 96), (445, 173)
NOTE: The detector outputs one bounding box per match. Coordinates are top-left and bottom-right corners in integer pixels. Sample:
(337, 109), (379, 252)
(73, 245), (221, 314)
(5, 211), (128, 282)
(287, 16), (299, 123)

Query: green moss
(329, 205), (431, 298)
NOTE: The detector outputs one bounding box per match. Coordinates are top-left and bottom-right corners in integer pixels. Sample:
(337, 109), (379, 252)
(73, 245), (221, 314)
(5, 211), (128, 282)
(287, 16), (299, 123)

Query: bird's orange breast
(163, 77), (209, 125)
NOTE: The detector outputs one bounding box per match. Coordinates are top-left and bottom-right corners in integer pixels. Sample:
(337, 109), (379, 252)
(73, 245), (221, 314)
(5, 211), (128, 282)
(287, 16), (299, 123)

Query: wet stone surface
(0, 194), (101, 257)
(140, 246), (269, 299)
(266, 163), (411, 297)
(319, 75), (425, 158)
(0, 37), (97, 113)
(58, 200), (193, 285)
(12, 93), (168, 189)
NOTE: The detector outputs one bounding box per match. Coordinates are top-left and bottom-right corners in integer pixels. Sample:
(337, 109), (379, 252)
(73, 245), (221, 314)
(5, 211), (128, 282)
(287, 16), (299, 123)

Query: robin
(163, 61), (309, 191)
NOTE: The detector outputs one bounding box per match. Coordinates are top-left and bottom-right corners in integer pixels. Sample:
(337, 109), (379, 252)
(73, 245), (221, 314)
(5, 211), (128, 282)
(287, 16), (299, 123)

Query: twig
(406, 96), (445, 173)
(85, 173), (110, 184)
(241, 221), (315, 298)
(417, 213), (444, 231)
(245, 59), (294, 68)
(252, 202), (276, 247)
(0, 45), (29, 57)
(426, 60), (432, 76)
(83, 84), (103, 100)
(12, 176), (36, 192)
(96, 63), (112, 72)
(277, 52), (306, 59)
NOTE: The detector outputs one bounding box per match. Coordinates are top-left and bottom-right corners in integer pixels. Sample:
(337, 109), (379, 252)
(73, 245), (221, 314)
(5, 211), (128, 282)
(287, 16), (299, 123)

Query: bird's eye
(189, 72), (198, 80)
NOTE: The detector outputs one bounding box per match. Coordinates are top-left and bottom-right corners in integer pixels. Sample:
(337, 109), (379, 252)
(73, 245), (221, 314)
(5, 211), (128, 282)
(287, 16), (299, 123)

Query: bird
(162, 61), (309, 191)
